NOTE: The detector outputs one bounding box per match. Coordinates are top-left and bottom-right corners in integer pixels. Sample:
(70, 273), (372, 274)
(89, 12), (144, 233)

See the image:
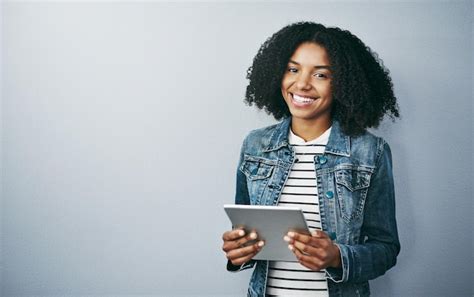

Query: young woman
(221, 22), (400, 297)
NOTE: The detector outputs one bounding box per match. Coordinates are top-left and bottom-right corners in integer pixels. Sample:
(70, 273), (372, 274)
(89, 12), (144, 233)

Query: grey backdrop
(1, 1), (472, 297)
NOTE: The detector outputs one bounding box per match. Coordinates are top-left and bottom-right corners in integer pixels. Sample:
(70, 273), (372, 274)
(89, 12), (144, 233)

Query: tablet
(224, 204), (310, 262)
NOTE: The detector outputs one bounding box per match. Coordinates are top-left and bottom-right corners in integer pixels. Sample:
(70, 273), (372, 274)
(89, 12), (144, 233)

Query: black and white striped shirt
(265, 127), (331, 297)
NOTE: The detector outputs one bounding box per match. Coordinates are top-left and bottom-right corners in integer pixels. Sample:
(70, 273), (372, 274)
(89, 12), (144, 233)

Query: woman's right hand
(222, 228), (265, 266)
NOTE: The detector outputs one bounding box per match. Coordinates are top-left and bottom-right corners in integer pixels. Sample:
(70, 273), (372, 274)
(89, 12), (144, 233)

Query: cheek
(281, 75), (292, 90)
(281, 83), (290, 100)
(320, 84), (332, 98)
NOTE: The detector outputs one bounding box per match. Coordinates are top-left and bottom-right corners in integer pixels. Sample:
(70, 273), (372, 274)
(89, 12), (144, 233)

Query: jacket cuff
(226, 259), (256, 272)
(325, 243), (349, 283)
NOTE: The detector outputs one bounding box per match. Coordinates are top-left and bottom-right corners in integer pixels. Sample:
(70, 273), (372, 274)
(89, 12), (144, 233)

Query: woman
(221, 21), (400, 297)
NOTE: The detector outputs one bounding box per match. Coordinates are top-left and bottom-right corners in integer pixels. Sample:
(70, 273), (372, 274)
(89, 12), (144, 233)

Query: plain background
(1, 1), (472, 296)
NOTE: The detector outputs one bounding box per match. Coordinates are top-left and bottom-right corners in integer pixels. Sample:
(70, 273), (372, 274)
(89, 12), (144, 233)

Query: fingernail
(258, 241), (265, 247)
(288, 244), (294, 251)
(283, 236), (291, 242)
(287, 232), (295, 238)
(238, 230), (245, 236)
(250, 232), (257, 239)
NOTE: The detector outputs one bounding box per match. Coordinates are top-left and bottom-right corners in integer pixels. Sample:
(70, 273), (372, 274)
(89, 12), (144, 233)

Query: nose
(295, 73), (312, 90)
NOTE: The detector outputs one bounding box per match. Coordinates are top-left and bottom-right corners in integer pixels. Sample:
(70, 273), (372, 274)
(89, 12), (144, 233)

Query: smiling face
(281, 42), (333, 130)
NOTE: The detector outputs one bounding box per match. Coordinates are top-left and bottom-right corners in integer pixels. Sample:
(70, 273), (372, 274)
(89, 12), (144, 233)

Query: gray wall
(1, 1), (472, 296)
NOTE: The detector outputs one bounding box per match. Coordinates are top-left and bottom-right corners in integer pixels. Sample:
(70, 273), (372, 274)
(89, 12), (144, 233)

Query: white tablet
(224, 204), (310, 262)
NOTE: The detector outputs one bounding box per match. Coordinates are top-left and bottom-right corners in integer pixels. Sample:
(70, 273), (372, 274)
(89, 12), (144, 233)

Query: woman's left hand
(285, 230), (342, 271)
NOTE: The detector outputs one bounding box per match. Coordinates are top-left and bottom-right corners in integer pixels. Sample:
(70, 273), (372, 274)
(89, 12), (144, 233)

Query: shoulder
(351, 129), (387, 148)
(350, 130), (390, 165)
(245, 123), (279, 142)
(240, 122), (282, 153)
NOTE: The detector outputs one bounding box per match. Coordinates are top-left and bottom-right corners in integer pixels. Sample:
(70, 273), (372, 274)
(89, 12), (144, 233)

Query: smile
(291, 93), (317, 106)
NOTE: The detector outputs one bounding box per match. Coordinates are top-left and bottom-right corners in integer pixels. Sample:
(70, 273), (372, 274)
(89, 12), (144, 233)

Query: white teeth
(292, 94), (316, 103)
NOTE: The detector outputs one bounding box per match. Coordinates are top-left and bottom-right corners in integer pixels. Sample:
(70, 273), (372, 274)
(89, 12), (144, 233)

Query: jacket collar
(264, 117), (351, 157)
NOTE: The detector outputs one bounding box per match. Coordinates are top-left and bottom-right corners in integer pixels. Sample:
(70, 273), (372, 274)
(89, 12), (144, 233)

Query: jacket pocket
(240, 155), (275, 180)
(334, 165), (373, 223)
(240, 155), (276, 204)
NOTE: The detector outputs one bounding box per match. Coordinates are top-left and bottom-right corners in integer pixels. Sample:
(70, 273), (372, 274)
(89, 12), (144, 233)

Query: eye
(287, 67), (298, 73)
(313, 72), (329, 79)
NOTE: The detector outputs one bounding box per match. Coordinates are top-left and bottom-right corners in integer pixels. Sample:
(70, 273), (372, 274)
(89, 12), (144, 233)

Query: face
(281, 42), (333, 126)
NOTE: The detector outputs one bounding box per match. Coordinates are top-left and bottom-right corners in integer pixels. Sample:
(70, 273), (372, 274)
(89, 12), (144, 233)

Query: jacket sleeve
(326, 140), (401, 283)
(226, 134), (257, 272)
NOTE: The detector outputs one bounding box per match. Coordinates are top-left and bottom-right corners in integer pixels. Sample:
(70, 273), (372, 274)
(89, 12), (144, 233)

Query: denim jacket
(227, 117), (400, 297)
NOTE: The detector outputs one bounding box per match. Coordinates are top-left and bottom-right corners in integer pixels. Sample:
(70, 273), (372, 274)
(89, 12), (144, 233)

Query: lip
(292, 93), (318, 100)
(290, 92), (318, 107)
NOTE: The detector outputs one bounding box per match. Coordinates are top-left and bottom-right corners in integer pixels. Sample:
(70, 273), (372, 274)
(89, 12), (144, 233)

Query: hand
(284, 230), (341, 271)
(222, 228), (265, 266)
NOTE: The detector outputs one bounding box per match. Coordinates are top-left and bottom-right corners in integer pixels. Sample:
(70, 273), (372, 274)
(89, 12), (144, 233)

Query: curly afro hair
(245, 21), (399, 136)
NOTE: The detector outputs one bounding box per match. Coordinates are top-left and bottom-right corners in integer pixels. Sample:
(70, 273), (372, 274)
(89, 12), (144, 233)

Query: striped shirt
(265, 127), (331, 297)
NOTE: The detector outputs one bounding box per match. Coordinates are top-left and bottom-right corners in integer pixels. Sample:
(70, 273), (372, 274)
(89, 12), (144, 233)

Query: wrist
(329, 244), (342, 268)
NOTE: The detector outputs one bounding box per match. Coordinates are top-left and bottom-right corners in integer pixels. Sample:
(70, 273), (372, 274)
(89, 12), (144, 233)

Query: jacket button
(318, 155), (327, 164)
(325, 191), (334, 199)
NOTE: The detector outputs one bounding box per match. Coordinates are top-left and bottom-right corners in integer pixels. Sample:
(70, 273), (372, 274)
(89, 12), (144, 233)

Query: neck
(291, 117), (332, 142)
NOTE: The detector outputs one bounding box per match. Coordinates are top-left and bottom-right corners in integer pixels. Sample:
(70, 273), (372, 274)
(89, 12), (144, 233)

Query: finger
(290, 244), (324, 271)
(288, 230), (332, 249)
(231, 250), (258, 266)
(233, 231), (258, 247)
(292, 239), (321, 256)
(227, 241), (264, 261)
(312, 230), (330, 239)
(308, 231), (332, 249)
(222, 231), (258, 252)
(293, 240), (330, 262)
(222, 228), (246, 241)
(230, 241), (264, 266)
(288, 231), (325, 248)
(287, 231), (312, 244)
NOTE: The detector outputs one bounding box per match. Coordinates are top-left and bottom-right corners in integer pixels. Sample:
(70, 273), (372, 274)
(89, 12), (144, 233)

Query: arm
(326, 140), (401, 283)
(226, 136), (258, 272)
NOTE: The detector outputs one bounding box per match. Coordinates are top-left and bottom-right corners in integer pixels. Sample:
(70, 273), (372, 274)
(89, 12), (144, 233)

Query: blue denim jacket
(227, 117), (400, 297)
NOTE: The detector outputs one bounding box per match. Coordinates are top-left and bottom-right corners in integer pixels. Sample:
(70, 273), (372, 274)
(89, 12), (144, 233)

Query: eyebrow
(288, 60), (331, 69)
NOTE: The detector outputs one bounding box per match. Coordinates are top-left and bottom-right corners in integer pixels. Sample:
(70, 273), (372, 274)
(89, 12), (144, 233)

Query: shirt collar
(289, 126), (331, 145)
(264, 117), (351, 157)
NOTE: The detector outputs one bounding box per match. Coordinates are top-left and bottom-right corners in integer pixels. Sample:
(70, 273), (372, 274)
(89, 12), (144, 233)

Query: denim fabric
(227, 117), (400, 297)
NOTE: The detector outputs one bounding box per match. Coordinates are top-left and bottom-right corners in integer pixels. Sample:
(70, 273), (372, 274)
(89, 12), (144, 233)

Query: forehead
(289, 42), (330, 66)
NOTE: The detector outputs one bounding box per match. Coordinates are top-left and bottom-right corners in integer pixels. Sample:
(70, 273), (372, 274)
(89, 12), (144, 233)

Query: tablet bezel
(224, 204), (311, 262)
